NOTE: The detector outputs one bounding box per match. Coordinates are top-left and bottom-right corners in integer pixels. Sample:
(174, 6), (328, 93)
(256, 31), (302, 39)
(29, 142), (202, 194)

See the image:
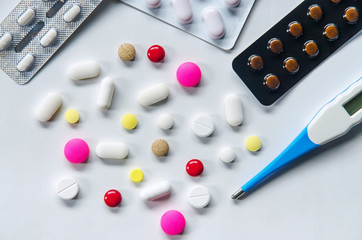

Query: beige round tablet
(118, 43), (136, 61)
(152, 139), (169, 156)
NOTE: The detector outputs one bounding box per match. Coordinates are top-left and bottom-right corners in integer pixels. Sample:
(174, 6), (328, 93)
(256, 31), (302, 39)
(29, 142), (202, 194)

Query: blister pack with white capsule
(120, 0), (255, 50)
(0, 0), (102, 85)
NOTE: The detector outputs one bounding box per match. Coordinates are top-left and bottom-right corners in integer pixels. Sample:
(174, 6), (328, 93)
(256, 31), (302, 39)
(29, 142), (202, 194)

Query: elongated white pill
(223, 0), (240, 7)
(40, 28), (58, 47)
(140, 181), (172, 201)
(67, 61), (100, 80)
(63, 4), (81, 22)
(137, 83), (169, 106)
(0, 32), (12, 51)
(35, 92), (62, 122)
(202, 8), (225, 39)
(17, 53), (35, 72)
(145, 0), (161, 8)
(224, 93), (243, 126)
(97, 77), (115, 109)
(18, 8), (36, 27)
(187, 185), (211, 208)
(171, 0), (193, 24)
(57, 178), (79, 200)
(96, 142), (128, 159)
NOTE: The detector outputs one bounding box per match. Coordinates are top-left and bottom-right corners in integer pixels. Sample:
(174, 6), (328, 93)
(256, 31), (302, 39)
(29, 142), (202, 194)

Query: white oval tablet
(63, 4), (81, 23)
(223, 0), (240, 8)
(145, 0), (161, 8)
(17, 53), (35, 72)
(57, 177), (79, 200)
(188, 185), (211, 208)
(140, 181), (172, 201)
(40, 28), (58, 47)
(97, 77), (115, 109)
(224, 93), (243, 126)
(67, 60), (100, 80)
(0, 32), (12, 51)
(202, 8), (225, 39)
(192, 115), (214, 137)
(96, 142), (128, 159)
(171, 0), (193, 24)
(18, 8), (36, 27)
(158, 113), (173, 130)
(219, 147), (236, 163)
(35, 92), (62, 122)
(137, 83), (169, 106)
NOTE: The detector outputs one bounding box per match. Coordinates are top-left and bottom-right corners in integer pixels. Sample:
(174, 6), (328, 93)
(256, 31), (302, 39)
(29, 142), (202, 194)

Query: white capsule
(145, 0), (161, 8)
(96, 142), (128, 159)
(0, 33), (12, 51)
(192, 115), (214, 137)
(17, 53), (35, 72)
(223, 0), (240, 7)
(187, 185), (211, 208)
(140, 181), (172, 201)
(171, 0), (193, 24)
(97, 77), (115, 109)
(35, 92), (62, 122)
(224, 93), (243, 126)
(63, 4), (81, 23)
(137, 83), (169, 106)
(158, 113), (174, 130)
(202, 8), (225, 39)
(67, 61), (100, 80)
(219, 147), (236, 163)
(40, 28), (58, 47)
(18, 8), (36, 27)
(56, 178), (79, 200)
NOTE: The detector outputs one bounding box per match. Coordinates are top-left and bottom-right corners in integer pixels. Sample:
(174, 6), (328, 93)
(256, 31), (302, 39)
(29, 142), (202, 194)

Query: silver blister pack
(0, 0), (102, 85)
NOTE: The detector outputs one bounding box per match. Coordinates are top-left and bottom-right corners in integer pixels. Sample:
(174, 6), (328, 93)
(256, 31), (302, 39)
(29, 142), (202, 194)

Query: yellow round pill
(246, 136), (262, 152)
(122, 113), (137, 130)
(65, 109), (80, 124)
(130, 168), (144, 183)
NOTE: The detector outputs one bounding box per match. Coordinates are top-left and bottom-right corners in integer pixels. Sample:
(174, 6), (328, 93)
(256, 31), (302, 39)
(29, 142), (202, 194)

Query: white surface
(0, 0), (362, 239)
(187, 185), (211, 208)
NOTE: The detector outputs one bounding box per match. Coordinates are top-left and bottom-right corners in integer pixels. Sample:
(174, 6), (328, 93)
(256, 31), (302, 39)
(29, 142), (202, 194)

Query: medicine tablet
(130, 168), (144, 182)
(137, 83), (169, 106)
(96, 142), (128, 159)
(202, 8), (225, 39)
(152, 139), (169, 156)
(64, 138), (89, 163)
(140, 181), (172, 201)
(192, 115), (214, 137)
(160, 210), (186, 235)
(247, 55), (263, 71)
(17, 53), (35, 72)
(121, 113), (138, 130)
(323, 23), (339, 41)
(223, 0), (240, 7)
(171, 0), (193, 24)
(245, 136), (262, 152)
(147, 45), (165, 63)
(187, 185), (210, 208)
(263, 74), (280, 91)
(224, 93), (243, 126)
(104, 189), (122, 207)
(65, 109), (80, 124)
(145, 0), (161, 8)
(176, 62), (201, 87)
(56, 177), (79, 200)
(40, 28), (58, 47)
(186, 159), (204, 177)
(219, 147), (235, 163)
(63, 4), (81, 22)
(67, 61), (100, 80)
(287, 21), (303, 38)
(0, 32), (12, 51)
(158, 114), (173, 130)
(97, 77), (115, 109)
(18, 8), (36, 27)
(118, 43), (136, 61)
(35, 92), (62, 122)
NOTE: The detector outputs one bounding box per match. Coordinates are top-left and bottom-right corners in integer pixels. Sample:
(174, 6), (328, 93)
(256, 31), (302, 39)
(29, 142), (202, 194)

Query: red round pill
(104, 189), (122, 207)
(186, 159), (204, 177)
(147, 45), (165, 63)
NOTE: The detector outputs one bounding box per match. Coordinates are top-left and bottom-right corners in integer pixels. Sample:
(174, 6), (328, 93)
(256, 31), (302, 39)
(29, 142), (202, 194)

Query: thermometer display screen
(343, 92), (362, 116)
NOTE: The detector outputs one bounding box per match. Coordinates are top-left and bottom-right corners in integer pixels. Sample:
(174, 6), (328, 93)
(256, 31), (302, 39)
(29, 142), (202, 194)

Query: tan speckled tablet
(118, 43), (136, 61)
(152, 139), (169, 156)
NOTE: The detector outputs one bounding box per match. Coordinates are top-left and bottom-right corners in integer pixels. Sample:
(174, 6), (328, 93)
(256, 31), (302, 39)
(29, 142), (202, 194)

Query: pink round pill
(160, 210), (186, 235)
(176, 62), (201, 87)
(64, 138), (89, 163)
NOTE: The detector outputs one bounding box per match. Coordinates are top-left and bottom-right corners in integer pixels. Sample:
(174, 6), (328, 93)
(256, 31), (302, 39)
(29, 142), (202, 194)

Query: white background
(0, 0), (361, 239)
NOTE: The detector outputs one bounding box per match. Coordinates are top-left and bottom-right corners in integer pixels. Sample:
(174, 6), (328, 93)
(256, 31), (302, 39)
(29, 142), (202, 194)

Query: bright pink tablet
(176, 62), (201, 87)
(160, 210), (186, 235)
(64, 138), (89, 163)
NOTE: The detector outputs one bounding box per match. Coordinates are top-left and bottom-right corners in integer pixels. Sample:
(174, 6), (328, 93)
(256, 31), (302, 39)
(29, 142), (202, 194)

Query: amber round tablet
(304, 40), (319, 57)
(267, 38), (283, 54)
(248, 55), (263, 71)
(287, 21), (303, 38)
(263, 74), (280, 91)
(324, 23), (339, 40)
(344, 7), (359, 24)
(283, 57), (299, 73)
(330, 0), (342, 4)
(308, 4), (323, 21)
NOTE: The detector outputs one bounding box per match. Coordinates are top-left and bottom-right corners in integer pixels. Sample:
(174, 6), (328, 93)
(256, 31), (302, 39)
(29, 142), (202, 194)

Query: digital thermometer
(232, 77), (362, 199)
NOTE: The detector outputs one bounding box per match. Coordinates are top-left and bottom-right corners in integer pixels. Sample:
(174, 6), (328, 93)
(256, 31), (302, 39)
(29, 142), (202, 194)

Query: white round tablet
(158, 114), (173, 130)
(192, 115), (214, 137)
(56, 178), (79, 200)
(187, 185), (211, 208)
(219, 147), (236, 163)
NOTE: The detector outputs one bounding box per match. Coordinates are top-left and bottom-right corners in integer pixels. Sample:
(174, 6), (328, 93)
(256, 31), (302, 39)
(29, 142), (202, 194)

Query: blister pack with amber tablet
(232, 0), (362, 106)
(0, 0), (102, 85)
